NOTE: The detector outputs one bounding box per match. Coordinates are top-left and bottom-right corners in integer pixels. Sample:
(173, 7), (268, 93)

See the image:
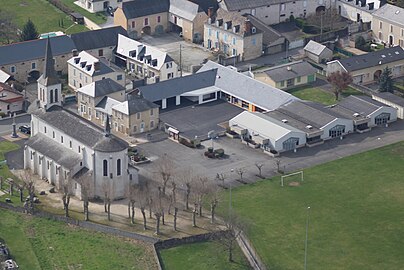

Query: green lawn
(160, 241), (251, 270)
(0, 208), (156, 269)
(58, 0), (107, 24)
(342, 86), (364, 97)
(0, 0), (87, 43)
(0, 141), (20, 180)
(287, 86), (336, 105)
(219, 142), (404, 270)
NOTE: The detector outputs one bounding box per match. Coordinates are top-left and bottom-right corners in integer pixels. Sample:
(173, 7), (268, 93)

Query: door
(307, 74), (315, 82)
(140, 122), (145, 133)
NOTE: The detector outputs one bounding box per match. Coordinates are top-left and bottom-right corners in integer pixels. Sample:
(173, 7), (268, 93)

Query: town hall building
(24, 38), (138, 199)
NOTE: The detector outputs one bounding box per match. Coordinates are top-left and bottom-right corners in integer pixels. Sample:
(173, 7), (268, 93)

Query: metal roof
(121, 0), (169, 19)
(373, 4), (404, 26)
(260, 60), (317, 82)
(78, 78), (125, 98)
(170, 0), (200, 21)
(373, 92), (404, 107)
(113, 96), (159, 115)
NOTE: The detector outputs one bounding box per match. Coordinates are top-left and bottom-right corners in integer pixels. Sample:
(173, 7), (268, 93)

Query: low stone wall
(84, 17), (101, 30)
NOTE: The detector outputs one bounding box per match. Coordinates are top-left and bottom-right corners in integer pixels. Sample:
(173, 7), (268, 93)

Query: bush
(295, 18), (306, 29)
(355, 36), (366, 49)
(302, 25), (320, 34)
(179, 137), (196, 148)
(0, 112), (6, 118)
(214, 148), (225, 158)
(204, 151), (215, 158)
(208, 147), (214, 153)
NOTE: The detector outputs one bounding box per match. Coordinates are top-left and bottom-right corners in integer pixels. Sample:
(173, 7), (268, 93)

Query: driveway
(136, 119), (404, 188)
(139, 33), (215, 73)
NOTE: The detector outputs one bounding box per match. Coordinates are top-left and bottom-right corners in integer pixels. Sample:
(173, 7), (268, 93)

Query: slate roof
(335, 95), (386, 116)
(0, 35), (76, 66)
(373, 92), (404, 107)
(170, 0), (200, 21)
(70, 26), (128, 51)
(188, 0), (218, 14)
(37, 38), (60, 87)
(198, 61), (298, 111)
(113, 96), (159, 115)
(138, 69), (217, 101)
(304, 40), (330, 56)
(260, 60), (317, 82)
(222, 0), (277, 10)
(32, 106), (128, 152)
(247, 15), (285, 46)
(121, 0), (169, 19)
(26, 133), (82, 169)
(337, 46), (404, 72)
(78, 78), (125, 98)
(95, 96), (122, 114)
(373, 4), (404, 26)
(67, 51), (116, 77)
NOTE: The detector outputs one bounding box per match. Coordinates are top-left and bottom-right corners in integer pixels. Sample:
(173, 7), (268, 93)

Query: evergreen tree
(20, 19), (39, 41)
(378, 67), (394, 93)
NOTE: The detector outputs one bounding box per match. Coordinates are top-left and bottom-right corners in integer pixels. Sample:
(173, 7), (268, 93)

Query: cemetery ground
(217, 141), (404, 270)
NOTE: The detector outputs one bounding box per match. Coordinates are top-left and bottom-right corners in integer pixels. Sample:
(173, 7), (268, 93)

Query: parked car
(106, 6), (115, 16)
(18, 125), (31, 134)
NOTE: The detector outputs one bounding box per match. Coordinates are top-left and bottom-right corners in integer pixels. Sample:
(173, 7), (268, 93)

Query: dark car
(107, 6), (115, 16)
(19, 125), (31, 134)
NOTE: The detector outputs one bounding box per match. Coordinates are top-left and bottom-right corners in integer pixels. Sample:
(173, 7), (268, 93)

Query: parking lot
(139, 33), (215, 73)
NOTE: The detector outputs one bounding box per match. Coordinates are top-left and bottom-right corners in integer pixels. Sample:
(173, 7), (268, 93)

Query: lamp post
(304, 206), (311, 270)
(229, 168), (234, 221)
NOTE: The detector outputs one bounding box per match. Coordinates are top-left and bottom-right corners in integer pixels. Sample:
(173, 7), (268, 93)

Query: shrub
(295, 18), (306, 28)
(214, 148), (225, 158)
(0, 112), (6, 118)
(208, 147), (214, 153)
(179, 137), (196, 148)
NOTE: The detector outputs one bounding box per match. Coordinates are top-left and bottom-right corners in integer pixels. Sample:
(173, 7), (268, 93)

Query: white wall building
(337, 0), (380, 23)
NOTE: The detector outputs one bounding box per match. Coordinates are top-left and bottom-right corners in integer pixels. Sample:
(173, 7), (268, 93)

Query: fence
(305, 27), (349, 44)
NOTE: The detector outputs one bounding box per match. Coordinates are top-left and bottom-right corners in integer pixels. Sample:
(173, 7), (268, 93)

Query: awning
(231, 126), (247, 135)
(253, 135), (269, 145)
(168, 127), (179, 134)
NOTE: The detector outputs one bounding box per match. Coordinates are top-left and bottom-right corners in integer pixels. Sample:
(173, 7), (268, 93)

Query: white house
(372, 92), (404, 119)
(75, 0), (132, 13)
(115, 34), (179, 84)
(25, 38), (137, 200)
(337, 0), (380, 23)
(304, 40), (333, 64)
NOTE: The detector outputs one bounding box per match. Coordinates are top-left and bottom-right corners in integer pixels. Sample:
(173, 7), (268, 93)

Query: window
(280, 81), (285, 87)
(44, 126), (47, 133)
(98, 49), (103, 57)
(167, 72), (174, 79)
(52, 131), (55, 138)
(390, 25), (394, 33)
(69, 141), (72, 148)
(402, 29), (404, 37)
(61, 136), (63, 143)
(78, 146), (81, 153)
(137, 112), (140, 119)
(117, 74), (123, 80)
(281, 3), (285, 11)
(144, 18), (149, 26)
(150, 109), (154, 116)
(208, 28), (211, 36)
(150, 120), (154, 128)
(55, 90), (58, 103)
(74, 69), (76, 76)
(132, 21), (135, 28)
(297, 76), (301, 83)
(133, 125), (137, 132)
(303, 0), (307, 7)
(375, 113), (390, 125)
(103, 159), (108, 176)
(216, 31), (219, 39)
(232, 48), (237, 56)
(50, 89), (53, 103)
(31, 62), (36, 69)
(157, 15), (161, 23)
(47, 161), (50, 170)
(252, 38), (256, 45)
(329, 125), (345, 138)
(166, 62), (173, 69)
(232, 37), (236, 45)
(379, 21), (382, 29)
(117, 159), (121, 176)
(96, 111), (99, 119)
(30, 151), (33, 160)
(10, 66), (16, 73)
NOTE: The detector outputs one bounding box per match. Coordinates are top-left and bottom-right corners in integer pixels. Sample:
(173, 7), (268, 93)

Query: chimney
(208, 7), (213, 18)
(244, 19), (252, 34)
(93, 61), (101, 71)
(72, 49), (78, 57)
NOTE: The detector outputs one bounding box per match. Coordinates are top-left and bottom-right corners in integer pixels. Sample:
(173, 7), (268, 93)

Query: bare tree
(19, 169), (35, 214)
(151, 190), (163, 235)
(327, 71), (353, 100)
(207, 182), (219, 224)
(216, 173), (226, 188)
(173, 202), (179, 231)
(255, 162), (264, 178)
(102, 180), (115, 221)
(77, 172), (93, 221)
(195, 176), (209, 217)
(125, 183), (137, 224)
(236, 168), (246, 183)
(62, 179), (73, 218)
(137, 185), (149, 230)
(17, 184), (24, 202)
(275, 158), (282, 174)
(179, 169), (193, 210)
(0, 10), (18, 44)
(217, 214), (245, 262)
(156, 153), (175, 194)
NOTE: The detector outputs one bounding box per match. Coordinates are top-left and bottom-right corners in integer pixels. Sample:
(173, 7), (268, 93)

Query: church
(24, 38), (138, 199)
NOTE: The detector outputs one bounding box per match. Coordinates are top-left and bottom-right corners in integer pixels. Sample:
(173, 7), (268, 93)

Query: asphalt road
(0, 114), (31, 136)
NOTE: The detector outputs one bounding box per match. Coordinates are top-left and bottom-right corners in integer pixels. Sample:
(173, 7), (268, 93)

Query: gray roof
(37, 38), (60, 87)
(260, 61), (317, 82)
(79, 78), (125, 98)
(33, 106), (128, 152)
(95, 96), (121, 114)
(223, 0), (283, 10)
(335, 95), (385, 116)
(337, 46), (404, 72)
(265, 110), (322, 135)
(26, 133), (81, 169)
(304, 40), (330, 56)
(247, 15), (285, 46)
(188, 0), (218, 14)
(373, 4), (404, 26)
(138, 69), (217, 102)
(121, 0), (169, 19)
(373, 92), (404, 107)
(0, 35), (76, 66)
(114, 96), (159, 115)
(277, 101), (338, 128)
(198, 61), (298, 111)
(70, 26), (127, 51)
(170, 0), (200, 21)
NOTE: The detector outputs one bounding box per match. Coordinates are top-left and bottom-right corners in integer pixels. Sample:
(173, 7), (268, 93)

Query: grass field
(0, 208), (157, 269)
(0, 0), (87, 41)
(58, 0), (107, 24)
(288, 86), (336, 105)
(0, 141), (20, 180)
(220, 141), (404, 270)
(160, 241), (250, 270)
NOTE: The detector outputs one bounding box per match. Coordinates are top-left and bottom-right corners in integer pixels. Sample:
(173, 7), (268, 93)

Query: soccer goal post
(280, 171), (304, 187)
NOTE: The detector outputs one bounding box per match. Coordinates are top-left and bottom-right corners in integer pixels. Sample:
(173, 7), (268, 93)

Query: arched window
(55, 90), (58, 102)
(103, 159), (108, 176)
(117, 159), (121, 176)
(50, 89), (54, 103)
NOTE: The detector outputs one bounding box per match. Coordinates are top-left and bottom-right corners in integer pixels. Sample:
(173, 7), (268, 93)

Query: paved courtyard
(139, 33), (215, 73)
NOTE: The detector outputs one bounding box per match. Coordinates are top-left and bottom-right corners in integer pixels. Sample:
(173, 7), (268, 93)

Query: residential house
(70, 26), (128, 61)
(204, 8), (263, 61)
(0, 83), (24, 115)
(67, 51), (126, 91)
(337, 0), (380, 23)
(254, 60), (317, 89)
(75, 0), (132, 13)
(372, 4), (404, 47)
(114, 0), (170, 39)
(372, 92), (404, 119)
(304, 40), (333, 64)
(229, 111), (307, 153)
(169, 0), (209, 43)
(0, 35), (76, 83)
(326, 46), (404, 84)
(115, 34), (178, 84)
(218, 0), (334, 25)
(111, 96), (159, 135)
(77, 78), (126, 123)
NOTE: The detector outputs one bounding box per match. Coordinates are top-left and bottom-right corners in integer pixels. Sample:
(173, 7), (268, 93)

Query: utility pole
(179, 44), (183, 77)
(304, 206), (311, 270)
(320, 11), (323, 41)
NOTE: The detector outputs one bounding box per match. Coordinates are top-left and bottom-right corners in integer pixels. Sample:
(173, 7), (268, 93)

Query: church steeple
(37, 37), (62, 110)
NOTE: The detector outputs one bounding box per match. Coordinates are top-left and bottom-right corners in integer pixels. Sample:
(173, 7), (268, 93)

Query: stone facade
(111, 107), (159, 136)
(372, 15), (404, 47)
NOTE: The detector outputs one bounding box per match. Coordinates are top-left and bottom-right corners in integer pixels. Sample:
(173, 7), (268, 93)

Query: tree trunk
(186, 191), (190, 210)
(229, 246), (233, 262)
(104, 198), (108, 213)
(173, 207), (178, 231)
(210, 202), (216, 224)
(9, 183), (13, 196)
(149, 198), (153, 219)
(0, 177), (3, 190)
(192, 204), (197, 227)
(131, 201), (135, 224)
(107, 201), (111, 221)
(127, 201), (131, 218)
(199, 202), (203, 217)
(84, 200), (89, 221)
(155, 214), (161, 235)
(19, 188), (23, 202)
(63, 195), (70, 217)
(162, 209), (165, 225)
(141, 207), (147, 230)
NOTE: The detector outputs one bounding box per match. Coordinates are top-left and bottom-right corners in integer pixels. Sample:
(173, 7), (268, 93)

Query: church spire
(37, 37), (60, 86)
(105, 115), (111, 137)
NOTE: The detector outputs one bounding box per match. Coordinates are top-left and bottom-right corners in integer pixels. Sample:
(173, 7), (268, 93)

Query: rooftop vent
(306, 125), (313, 129)
(353, 113), (360, 117)
(395, 10), (400, 14)
(282, 119), (288, 123)
(381, 54), (386, 58)
(287, 66), (292, 71)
